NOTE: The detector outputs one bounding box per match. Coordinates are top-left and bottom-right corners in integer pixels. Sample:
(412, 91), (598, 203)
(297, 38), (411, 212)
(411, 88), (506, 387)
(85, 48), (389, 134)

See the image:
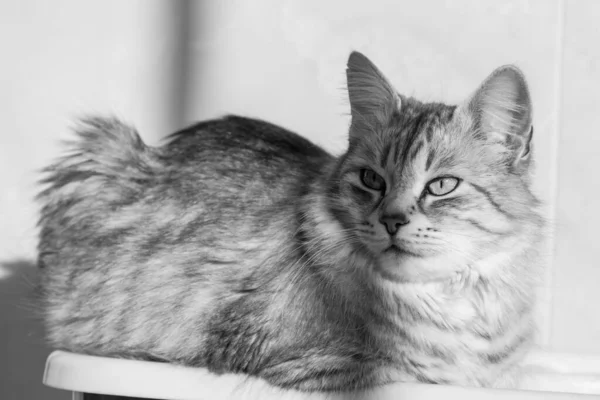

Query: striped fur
(36, 52), (544, 393)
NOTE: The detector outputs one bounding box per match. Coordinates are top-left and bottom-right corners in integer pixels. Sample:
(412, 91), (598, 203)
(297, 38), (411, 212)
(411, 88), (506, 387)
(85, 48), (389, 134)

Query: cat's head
(327, 52), (542, 282)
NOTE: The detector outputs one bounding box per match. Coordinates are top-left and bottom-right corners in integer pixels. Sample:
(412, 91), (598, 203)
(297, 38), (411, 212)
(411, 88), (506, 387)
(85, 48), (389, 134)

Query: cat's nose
(379, 213), (410, 235)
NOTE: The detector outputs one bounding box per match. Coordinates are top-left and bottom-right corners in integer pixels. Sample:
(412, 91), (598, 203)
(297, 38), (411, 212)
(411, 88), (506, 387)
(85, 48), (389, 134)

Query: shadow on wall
(0, 259), (67, 400)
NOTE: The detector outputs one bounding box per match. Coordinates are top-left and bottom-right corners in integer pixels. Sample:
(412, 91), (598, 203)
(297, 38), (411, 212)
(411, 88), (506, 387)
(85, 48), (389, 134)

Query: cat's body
(37, 53), (544, 392)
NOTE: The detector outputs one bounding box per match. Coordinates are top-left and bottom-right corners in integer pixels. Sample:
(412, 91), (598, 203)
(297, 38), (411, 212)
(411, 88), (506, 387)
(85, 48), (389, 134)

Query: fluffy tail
(37, 116), (161, 226)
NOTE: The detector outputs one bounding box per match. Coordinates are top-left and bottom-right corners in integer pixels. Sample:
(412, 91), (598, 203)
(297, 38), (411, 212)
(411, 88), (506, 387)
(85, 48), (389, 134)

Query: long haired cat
(37, 52), (544, 392)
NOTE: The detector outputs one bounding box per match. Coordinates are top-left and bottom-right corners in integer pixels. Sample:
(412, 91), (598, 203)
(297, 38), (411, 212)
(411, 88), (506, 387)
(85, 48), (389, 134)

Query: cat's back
(155, 115), (334, 222)
(165, 115), (332, 175)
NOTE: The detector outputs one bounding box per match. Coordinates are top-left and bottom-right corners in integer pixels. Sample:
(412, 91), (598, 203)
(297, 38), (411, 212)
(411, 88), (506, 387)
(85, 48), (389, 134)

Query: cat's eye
(427, 177), (460, 196)
(360, 169), (386, 191)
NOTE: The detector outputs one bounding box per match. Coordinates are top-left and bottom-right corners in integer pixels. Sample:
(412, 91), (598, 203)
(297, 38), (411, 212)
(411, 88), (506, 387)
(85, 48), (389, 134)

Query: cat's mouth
(384, 244), (420, 258)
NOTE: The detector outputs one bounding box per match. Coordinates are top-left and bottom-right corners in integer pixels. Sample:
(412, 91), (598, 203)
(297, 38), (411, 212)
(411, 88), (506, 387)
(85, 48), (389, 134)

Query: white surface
(43, 350), (600, 400)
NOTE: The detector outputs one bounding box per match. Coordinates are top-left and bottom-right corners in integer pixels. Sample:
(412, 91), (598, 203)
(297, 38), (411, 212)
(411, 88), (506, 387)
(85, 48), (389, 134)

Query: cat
(37, 51), (544, 393)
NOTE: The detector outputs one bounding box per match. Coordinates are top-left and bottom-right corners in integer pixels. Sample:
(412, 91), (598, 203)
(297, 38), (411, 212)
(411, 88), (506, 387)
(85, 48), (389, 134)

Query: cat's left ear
(462, 65), (533, 167)
(346, 52), (401, 143)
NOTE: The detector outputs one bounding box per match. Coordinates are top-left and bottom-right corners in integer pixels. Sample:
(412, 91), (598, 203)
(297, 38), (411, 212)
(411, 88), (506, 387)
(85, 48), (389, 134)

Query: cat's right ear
(346, 52), (401, 141)
(461, 65), (533, 168)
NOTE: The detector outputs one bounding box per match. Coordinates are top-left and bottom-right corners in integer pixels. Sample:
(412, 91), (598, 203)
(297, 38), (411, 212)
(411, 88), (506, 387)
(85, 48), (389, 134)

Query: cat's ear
(346, 52), (401, 141)
(463, 65), (533, 166)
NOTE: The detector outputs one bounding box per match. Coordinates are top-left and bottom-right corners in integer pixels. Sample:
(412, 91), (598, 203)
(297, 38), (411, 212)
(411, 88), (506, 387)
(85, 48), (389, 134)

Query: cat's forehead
(380, 102), (459, 172)
(347, 100), (468, 183)
(388, 100), (456, 144)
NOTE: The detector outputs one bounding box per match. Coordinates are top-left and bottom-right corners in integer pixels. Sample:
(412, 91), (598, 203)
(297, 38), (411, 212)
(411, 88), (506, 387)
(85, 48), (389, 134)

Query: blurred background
(1, 0), (598, 398)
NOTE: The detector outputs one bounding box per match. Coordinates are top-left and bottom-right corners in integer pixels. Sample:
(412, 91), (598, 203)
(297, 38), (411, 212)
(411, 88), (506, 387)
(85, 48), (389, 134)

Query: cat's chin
(375, 247), (461, 283)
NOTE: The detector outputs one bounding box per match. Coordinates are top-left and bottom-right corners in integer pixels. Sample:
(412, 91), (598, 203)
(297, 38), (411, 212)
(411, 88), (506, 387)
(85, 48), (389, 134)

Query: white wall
(551, 0), (600, 353)
(1, 0), (598, 398)
(0, 0), (186, 265)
